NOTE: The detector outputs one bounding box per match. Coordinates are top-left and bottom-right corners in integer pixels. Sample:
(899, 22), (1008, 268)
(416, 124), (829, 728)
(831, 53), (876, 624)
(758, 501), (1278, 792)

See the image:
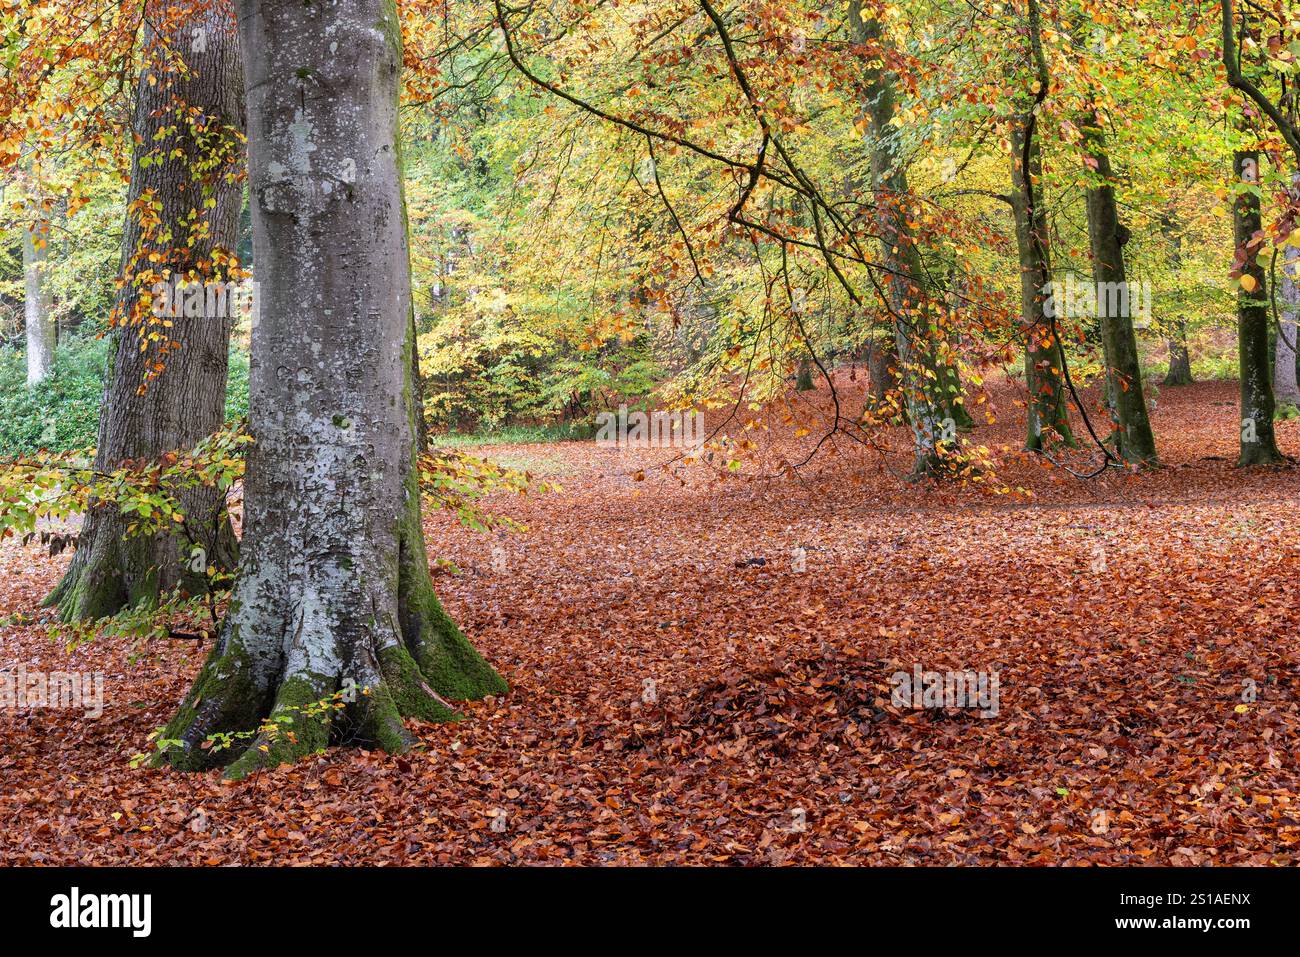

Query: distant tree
(22, 215), (53, 387)
(1222, 0), (1288, 464)
(1079, 110), (1158, 465)
(1160, 213), (1194, 387)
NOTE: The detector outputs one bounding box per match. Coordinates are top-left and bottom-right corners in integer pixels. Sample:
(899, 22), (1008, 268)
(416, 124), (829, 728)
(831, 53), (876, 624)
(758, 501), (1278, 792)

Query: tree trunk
(410, 307), (430, 454)
(942, 263), (975, 431)
(1233, 149), (1285, 465)
(156, 0), (506, 779)
(1164, 321), (1193, 385)
(863, 335), (904, 416)
(45, 6), (245, 621)
(1159, 214), (1196, 384)
(1080, 111), (1158, 465)
(1276, 241), (1300, 407)
(1010, 122), (1074, 451)
(848, 0), (955, 474)
(23, 219), (55, 387)
(1160, 214), (1193, 385)
(795, 357), (815, 391)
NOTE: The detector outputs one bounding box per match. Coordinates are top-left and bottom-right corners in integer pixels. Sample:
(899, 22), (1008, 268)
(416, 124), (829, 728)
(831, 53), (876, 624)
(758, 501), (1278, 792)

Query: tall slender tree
(1012, 0), (1074, 453)
(848, 0), (965, 473)
(1160, 211), (1194, 386)
(157, 0), (506, 779)
(1079, 110), (1158, 465)
(1222, 0), (1288, 465)
(1275, 177), (1300, 407)
(1230, 147), (1285, 464)
(1010, 120), (1074, 451)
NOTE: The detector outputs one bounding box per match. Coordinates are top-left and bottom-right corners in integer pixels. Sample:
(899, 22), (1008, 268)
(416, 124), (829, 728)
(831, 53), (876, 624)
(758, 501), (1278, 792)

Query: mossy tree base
(156, 490), (504, 781)
(1112, 436), (1160, 469)
(155, 555), (505, 781)
(1024, 421), (1078, 455)
(44, 528), (142, 623)
(1237, 444), (1288, 467)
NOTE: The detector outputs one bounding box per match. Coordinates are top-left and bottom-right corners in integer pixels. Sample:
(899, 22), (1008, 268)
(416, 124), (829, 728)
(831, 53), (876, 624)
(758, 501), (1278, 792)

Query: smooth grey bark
(157, 0), (505, 779)
(1233, 149), (1285, 465)
(1276, 239), (1300, 407)
(45, 5), (244, 621)
(23, 219), (54, 386)
(1080, 111), (1157, 465)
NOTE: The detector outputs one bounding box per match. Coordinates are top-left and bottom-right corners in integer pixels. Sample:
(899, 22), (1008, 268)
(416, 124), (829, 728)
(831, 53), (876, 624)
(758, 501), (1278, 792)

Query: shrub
(0, 336), (251, 456)
(0, 334), (108, 454)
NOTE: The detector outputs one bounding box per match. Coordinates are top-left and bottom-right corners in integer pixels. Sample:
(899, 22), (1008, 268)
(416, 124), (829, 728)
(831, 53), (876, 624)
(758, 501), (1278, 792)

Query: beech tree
(1079, 111), (1158, 465)
(1160, 213), (1194, 387)
(46, 2), (245, 620)
(1278, 233), (1300, 406)
(1229, 147), (1285, 465)
(1010, 123), (1073, 452)
(1012, 1), (1073, 453)
(848, 0), (959, 473)
(156, 0), (506, 779)
(1276, 170), (1300, 406)
(1222, 0), (1288, 465)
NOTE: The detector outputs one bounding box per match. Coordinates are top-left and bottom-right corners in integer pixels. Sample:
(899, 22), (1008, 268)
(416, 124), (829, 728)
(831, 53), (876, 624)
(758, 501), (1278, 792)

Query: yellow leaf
(1240, 274), (1258, 292)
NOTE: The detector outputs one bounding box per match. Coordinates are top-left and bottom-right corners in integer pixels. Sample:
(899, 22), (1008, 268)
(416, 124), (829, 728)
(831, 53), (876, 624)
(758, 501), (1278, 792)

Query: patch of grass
(432, 421), (597, 448)
(225, 345), (250, 421)
(487, 454), (578, 477)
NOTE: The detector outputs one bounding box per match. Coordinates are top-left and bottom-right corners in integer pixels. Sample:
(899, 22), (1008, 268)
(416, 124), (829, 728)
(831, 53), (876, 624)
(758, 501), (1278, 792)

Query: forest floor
(2, 375), (1299, 865)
